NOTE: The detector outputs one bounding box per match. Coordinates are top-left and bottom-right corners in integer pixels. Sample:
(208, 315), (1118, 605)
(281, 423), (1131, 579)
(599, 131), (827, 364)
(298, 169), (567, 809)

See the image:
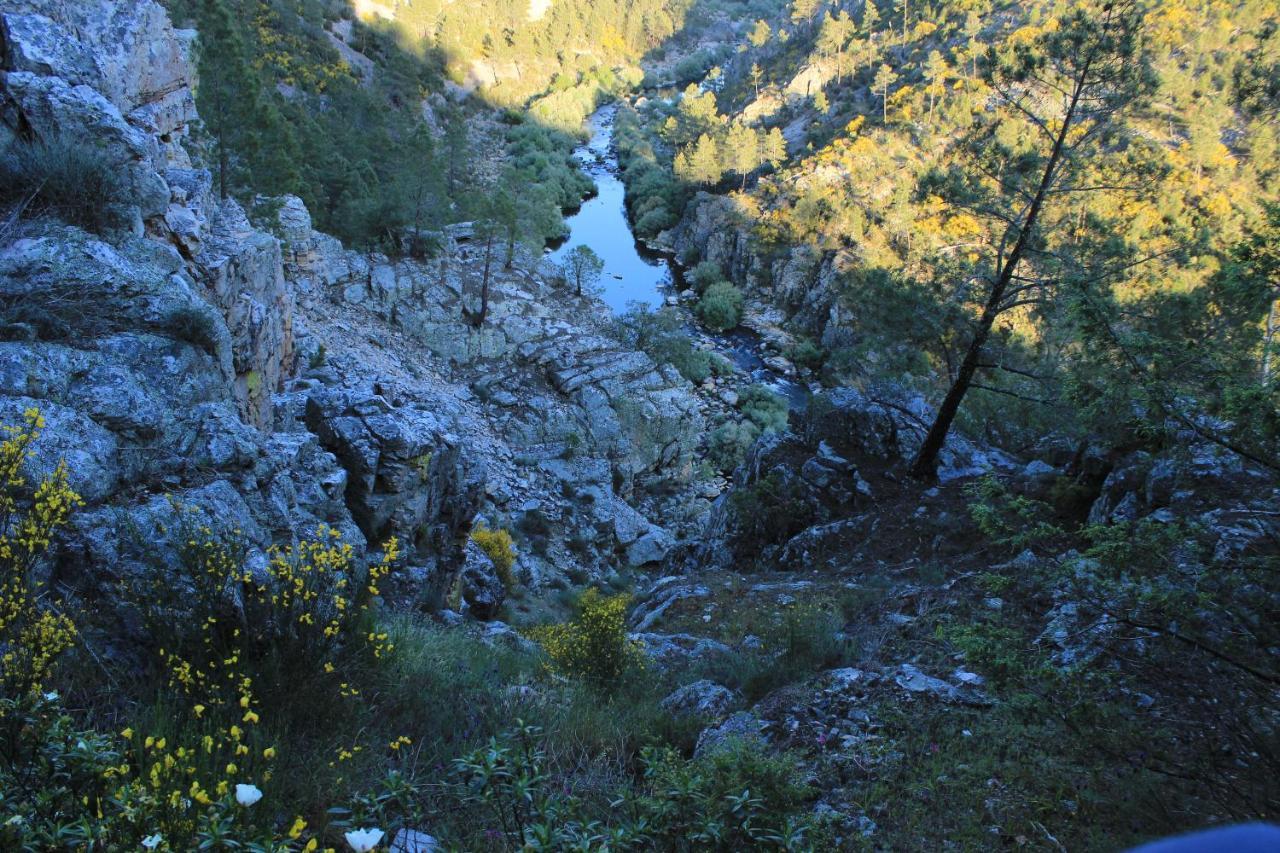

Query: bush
(526, 588), (644, 688)
(450, 722), (823, 850)
(705, 598), (851, 701)
(161, 305), (221, 356)
(738, 384), (789, 433)
(612, 306), (713, 384)
(707, 419), (760, 470)
(471, 523), (518, 591)
(688, 260), (726, 294)
(635, 204), (676, 237)
(0, 408), (82, 703)
(0, 135), (128, 233)
(785, 337), (826, 372)
(697, 281), (744, 331)
(728, 472), (817, 561)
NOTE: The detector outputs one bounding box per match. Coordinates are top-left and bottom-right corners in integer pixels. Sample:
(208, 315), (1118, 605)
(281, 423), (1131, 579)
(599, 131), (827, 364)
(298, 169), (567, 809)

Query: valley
(0, 0), (1276, 850)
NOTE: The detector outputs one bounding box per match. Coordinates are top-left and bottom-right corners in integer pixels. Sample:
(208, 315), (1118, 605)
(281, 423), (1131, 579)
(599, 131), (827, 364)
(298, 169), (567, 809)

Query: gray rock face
(893, 664), (991, 706)
(1, 0), (201, 229)
(695, 711), (767, 756)
(630, 632), (733, 669)
(626, 529), (673, 567)
(305, 388), (484, 604)
(660, 680), (737, 721)
(459, 540), (506, 620)
(198, 200), (295, 428)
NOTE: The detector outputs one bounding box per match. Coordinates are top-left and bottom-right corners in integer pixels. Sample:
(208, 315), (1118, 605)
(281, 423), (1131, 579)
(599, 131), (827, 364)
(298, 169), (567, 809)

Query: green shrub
(708, 419), (760, 469)
(635, 204), (676, 237)
(965, 475), (1063, 550)
(450, 721), (822, 850)
(161, 305), (221, 356)
(785, 337), (826, 372)
(697, 281), (744, 331)
(707, 598), (851, 701)
(612, 306), (714, 383)
(728, 472), (817, 561)
(738, 384), (789, 433)
(688, 260), (726, 293)
(0, 135), (128, 233)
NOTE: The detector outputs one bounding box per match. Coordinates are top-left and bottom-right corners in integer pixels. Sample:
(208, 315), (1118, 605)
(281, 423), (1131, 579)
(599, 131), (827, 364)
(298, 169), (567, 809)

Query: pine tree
(725, 123), (761, 190)
(923, 50), (949, 123)
(674, 134), (723, 186)
(873, 64), (898, 123)
(560, 245), (604, 297)
(748, 19), (772, 49)
(759, 127), (787, 170)
(194, 0), (297, 200)
(910, 1), (1155, 478)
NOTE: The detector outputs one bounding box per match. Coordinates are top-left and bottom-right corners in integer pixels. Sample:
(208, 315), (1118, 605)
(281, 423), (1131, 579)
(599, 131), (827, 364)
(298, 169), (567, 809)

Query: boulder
(306, 387), (484, 604)
(695, 711), (767, 757)
(626, 529), (673, 567)
(660, 680), (737, 721)
(390, 829), (441, 853)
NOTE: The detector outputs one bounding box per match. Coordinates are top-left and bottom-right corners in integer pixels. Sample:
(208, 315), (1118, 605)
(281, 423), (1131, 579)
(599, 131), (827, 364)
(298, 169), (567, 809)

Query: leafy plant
(526, 589), (644, 688)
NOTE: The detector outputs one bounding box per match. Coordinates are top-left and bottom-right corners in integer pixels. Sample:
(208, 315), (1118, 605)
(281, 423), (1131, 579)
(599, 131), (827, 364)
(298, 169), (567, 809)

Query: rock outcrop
(1, 0), (715, 632)
(0, 1), (482, 635)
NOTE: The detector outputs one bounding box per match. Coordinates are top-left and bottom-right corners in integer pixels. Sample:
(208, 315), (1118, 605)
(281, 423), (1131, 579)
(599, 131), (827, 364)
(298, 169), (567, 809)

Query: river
(548, 104), (810, 411)
(546, 104), (669, 313)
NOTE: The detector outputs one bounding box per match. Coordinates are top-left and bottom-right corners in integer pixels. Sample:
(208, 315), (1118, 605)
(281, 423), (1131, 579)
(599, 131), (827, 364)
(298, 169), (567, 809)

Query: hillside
(0, 0), (1277, 850)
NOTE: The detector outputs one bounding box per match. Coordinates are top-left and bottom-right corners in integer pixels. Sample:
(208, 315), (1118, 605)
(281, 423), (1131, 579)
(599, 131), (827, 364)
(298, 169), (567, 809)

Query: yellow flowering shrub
(527, 588), (644, 687)
(470, 523), (517, 591)
(0, 408), (82, 700)
(146, 515), (401, 711)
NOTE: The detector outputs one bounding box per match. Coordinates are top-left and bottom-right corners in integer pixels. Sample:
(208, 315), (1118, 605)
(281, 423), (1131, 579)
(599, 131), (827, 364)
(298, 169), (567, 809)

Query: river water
(545, 104), (669, 314)
(548, 103), (810, 410)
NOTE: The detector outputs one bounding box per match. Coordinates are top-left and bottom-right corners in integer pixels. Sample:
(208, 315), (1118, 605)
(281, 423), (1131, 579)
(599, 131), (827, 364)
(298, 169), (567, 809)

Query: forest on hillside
(618, 0), (1279, 477)
(159, 0), (745, 250)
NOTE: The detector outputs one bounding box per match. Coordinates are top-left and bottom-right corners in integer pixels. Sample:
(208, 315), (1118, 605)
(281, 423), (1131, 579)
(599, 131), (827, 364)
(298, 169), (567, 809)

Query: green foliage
(958, 484), (1280, 824)
(738, 384), (789, 433)
(0, 135), (127, 233)
(728, 472), (817, 562)
(705, 385), (789, 471)
(698, 281), (745, 331)
(688, 260), (726, 293)
(559, 244), (605, 296)
(612, 305), (713, 383)
(707, 419), (760, 469)
(451, 721), (821, 851)
(161, 306), (220, 356)
(965, 475), (1065, 550)
(0, 409), (81, 703)
(784, 337), (825, 372)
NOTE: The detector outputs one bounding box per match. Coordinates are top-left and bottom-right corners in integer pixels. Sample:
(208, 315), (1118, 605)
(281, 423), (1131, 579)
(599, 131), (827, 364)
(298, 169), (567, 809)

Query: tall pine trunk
(910, 62), (1089, 479)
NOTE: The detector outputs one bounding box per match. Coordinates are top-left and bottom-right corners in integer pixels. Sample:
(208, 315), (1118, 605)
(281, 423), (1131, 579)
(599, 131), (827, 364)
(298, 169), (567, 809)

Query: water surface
(552, 104), (809, 410)
(546, 105), (670, 314)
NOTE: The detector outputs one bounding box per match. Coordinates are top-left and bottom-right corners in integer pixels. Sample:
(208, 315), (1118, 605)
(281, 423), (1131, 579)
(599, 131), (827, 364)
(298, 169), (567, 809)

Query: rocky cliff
(0, 0), (706, 637)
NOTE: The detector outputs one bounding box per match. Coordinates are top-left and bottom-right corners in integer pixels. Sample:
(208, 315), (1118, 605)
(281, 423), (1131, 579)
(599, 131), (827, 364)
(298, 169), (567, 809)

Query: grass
(0, 135), (128, 234)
